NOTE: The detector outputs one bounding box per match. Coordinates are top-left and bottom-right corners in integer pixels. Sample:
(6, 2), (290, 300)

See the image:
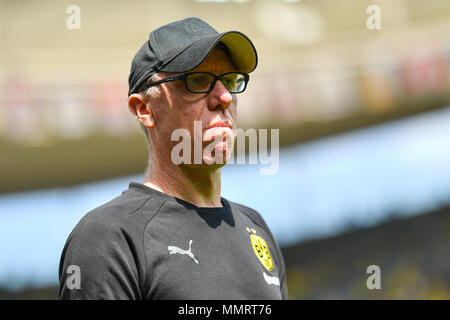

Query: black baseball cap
(128, 17), (258, 96)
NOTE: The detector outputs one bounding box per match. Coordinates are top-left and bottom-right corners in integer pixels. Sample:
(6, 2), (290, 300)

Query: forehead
(189, 46), (237, 74)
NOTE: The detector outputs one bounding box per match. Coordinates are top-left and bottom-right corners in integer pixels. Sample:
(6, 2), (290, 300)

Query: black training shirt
(59, 182), (288, 299)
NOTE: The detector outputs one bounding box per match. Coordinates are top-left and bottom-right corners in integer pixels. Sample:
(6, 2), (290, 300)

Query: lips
(207, 122), (232, 130)
(203, 121), (234, 143)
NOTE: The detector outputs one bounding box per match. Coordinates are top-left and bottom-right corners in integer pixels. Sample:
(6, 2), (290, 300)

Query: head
(127, 18), (257, 171)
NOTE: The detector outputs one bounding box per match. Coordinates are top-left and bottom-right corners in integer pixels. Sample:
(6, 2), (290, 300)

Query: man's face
(149, 46), (238, 168)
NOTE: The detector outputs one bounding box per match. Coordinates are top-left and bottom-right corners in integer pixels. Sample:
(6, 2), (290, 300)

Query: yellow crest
(250, 232), (273, 272)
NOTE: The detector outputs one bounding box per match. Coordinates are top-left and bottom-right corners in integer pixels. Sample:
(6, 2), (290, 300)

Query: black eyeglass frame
(139, 71), (250, 94)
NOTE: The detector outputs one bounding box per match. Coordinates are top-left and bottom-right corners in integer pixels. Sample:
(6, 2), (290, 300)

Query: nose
(207, 80), (233, 111)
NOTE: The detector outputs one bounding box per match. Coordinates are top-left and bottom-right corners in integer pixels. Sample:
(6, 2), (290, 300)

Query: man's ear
(128, 93), (155, 128)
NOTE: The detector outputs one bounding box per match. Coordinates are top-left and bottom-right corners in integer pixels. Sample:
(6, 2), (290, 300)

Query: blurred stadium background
(1, 0), (450, 299)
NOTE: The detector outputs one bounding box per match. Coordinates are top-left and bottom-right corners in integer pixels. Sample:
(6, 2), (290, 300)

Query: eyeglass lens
(185, 73), (246, 93)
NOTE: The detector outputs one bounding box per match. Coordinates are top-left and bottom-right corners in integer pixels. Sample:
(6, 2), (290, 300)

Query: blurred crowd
(1, 42), (449, 145)
(1, 0), (450, 146)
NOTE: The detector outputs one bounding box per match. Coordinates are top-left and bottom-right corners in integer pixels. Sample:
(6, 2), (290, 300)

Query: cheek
(173, 92), (207, 116)
(154, 98), (190, 138)
(166, 95), (199, 126)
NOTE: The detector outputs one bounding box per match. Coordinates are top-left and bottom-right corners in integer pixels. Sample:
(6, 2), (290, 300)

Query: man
(59, 17), (287, 300)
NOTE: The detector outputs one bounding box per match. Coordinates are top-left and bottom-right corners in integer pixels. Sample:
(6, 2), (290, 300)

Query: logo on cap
(184, 20), (209, 35)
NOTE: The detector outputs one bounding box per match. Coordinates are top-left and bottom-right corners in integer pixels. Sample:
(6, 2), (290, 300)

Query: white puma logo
(168, 240), (199, 264)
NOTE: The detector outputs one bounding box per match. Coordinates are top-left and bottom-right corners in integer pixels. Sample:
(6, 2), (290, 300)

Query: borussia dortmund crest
(247, 227), (273, 272)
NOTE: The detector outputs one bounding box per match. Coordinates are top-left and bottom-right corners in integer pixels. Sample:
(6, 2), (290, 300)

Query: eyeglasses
(140, 72), (249, 94)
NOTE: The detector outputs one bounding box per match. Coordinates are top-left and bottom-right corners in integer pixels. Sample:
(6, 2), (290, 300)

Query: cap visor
(160, 31), (257, 74)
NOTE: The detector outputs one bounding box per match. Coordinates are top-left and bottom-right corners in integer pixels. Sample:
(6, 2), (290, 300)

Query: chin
(203, 143), (233, 166)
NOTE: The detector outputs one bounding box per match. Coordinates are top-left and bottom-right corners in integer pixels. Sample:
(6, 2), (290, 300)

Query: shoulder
(62, 190), (168, 260)
(73, 190), (165, 236)
(224, 198), (281, 257)
(59, 190), (164, 299)
(225, 199), (271, 232)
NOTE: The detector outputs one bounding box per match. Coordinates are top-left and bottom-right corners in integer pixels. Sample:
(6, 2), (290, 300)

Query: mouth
(203, 122), (234, 143)
(207, 122), (233, 130)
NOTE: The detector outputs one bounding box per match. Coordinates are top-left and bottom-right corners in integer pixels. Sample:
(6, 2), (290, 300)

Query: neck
(142, 154), (223, 208)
